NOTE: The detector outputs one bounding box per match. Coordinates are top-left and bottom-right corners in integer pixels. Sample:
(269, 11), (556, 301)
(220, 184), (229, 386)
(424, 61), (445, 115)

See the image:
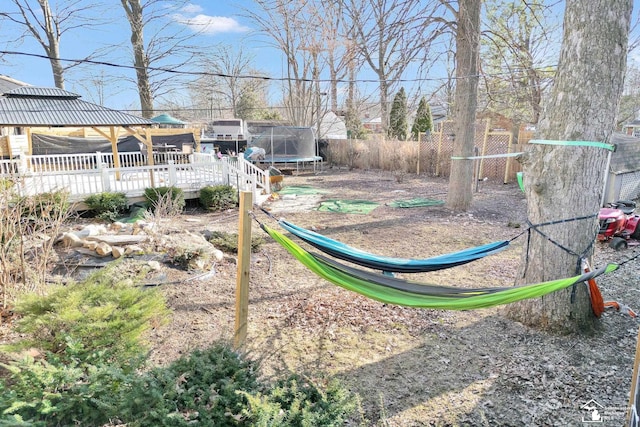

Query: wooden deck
(0, 152), (271, 205)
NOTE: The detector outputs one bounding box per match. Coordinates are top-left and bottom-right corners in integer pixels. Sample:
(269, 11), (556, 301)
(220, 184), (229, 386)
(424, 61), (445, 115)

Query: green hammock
(262, 224), (617, 310)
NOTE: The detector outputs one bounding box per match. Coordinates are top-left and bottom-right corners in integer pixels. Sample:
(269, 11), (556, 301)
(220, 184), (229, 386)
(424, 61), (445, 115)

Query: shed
(603, 133), (640, 204)
(0, 86), (155, 165)
(318, 111), (347, 140)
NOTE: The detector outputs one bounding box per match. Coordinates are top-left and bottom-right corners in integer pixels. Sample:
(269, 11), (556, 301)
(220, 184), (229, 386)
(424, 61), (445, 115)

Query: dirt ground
(9, 167), (640, 426)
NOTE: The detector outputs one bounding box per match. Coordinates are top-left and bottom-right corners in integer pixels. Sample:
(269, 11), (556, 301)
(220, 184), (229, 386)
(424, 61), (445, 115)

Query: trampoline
(249, 126), (323, 172)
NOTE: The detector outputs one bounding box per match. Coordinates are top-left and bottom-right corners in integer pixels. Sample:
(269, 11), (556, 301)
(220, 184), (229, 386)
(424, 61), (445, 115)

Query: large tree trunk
(121, 0), (154, 118)
(47, 40), (65, 90)
(446, 0), (481, 211)
(505, 0), (632, 333)
(41, 0), (65, 89)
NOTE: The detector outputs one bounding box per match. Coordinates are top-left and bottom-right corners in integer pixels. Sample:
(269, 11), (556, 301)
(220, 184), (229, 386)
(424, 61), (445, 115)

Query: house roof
(0, 75), (29, 94)
(0, 86), (152, 127)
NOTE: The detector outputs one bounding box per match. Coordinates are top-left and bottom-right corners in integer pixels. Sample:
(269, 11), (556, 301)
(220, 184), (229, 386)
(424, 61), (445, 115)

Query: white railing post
(97, 157), (110, 192)
(222, 157), (229, 186)
(168, 161), (177, 186)
(95, 151), (102, 170)
(19, 155), (27, 174)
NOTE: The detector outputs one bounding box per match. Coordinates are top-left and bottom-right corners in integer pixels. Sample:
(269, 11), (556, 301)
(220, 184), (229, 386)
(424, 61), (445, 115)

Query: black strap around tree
(522, 213), (598, 303)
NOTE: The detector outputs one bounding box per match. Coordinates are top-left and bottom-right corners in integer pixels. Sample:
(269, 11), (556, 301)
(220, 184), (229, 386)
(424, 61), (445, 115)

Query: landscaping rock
(61, 232), (83, 248)
(95, 242), (112, 256)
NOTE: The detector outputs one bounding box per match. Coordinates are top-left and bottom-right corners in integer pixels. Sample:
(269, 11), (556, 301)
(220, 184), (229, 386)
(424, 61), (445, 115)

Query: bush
(144, 186), (185, 215)
(0, 342), (139, 426)
(0, 262), (170, 425)
(242, 374), (356, 426)
(207, 230), (264, 253)
(199, 185), (238, 211)
(3, 262), (169, 366)
(1, 190), (71, 303)
(19, 190), (70, 222)
(84, 191), (128, 222)
(118, 345), (356, 427)
(118, 344), (260, 426)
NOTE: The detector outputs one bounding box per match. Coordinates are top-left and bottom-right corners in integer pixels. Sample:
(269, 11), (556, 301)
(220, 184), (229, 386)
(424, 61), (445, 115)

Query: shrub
(0, 189), (71, 305)
(199, 185), (238, 211)
(19, 189), (70, 222)
(0, 262), (169, 425)
(118, 343), (260, 426)
(0, 341), (139, 426)
(207, 230), (264, 253)
(84, 191), (129, 222)
(3, 261), (169, 366)
(242, 374), (356, 426)
(0, 178), (14, 191)
(144, 186), (185, 215)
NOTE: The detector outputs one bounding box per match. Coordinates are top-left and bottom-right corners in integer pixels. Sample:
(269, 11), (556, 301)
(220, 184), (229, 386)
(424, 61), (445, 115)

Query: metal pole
(601, 148), (614, 206)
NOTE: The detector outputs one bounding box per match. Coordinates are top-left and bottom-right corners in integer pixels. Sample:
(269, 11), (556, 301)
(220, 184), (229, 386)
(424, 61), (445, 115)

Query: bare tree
(244, 0), (324, 127)
(193, 45), (268, 119)
(0, 0), (101, 89)
(120, 0), (200, 118)
(480, 0), (559, 125)
(339, 0), (446, 134)
(505, 0), (633, 333)
(121, 0), (153, 117)
(446, 0), (482, 212)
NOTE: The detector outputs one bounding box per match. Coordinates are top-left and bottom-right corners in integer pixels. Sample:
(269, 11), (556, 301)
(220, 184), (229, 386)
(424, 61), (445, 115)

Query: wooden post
(627, 326), (640, 425)
(234, 191), (253, 349)
(478, 119), (491, 179)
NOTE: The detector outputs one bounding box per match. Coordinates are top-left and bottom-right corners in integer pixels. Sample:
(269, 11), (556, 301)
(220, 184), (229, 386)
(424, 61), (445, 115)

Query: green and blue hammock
(262, 223), (617, 310)
(278, 219), (509, 273)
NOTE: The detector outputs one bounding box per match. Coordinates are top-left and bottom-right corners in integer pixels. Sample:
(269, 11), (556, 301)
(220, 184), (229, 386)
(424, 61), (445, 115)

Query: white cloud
(174, 13), (249, 35)
(181, 3), (203, 14)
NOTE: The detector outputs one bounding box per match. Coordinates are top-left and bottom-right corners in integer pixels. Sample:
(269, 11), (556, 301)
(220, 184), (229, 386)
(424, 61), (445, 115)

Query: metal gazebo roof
(0, 87), (152, 127)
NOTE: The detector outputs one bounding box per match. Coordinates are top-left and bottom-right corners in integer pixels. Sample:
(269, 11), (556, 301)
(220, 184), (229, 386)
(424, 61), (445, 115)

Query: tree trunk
(505, 0), (632, 333)
(379, 78), (389, 134)
(47, 42), (65, 90)
(121, 0), (154, 118)
(446, 0), (481, 211)
(40, 0), (65, 89)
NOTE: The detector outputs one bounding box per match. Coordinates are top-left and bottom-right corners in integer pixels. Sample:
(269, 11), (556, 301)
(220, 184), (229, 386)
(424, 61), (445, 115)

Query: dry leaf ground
(5, 167), (640, 426)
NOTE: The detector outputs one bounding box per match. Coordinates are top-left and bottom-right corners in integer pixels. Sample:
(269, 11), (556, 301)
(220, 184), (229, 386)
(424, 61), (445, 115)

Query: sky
(0, 1), (638, 116)
(0, 1), (287, 112)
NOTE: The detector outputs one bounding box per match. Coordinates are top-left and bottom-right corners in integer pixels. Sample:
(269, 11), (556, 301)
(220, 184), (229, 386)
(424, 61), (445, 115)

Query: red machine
(598, 200), (640, 250)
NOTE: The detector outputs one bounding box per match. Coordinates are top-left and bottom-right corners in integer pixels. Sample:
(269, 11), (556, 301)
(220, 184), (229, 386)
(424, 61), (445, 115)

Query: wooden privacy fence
(326, 120), (532, 184)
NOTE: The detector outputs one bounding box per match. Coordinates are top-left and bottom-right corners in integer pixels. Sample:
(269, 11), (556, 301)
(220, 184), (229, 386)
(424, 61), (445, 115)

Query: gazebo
(0, 86), (156, 168)
(151, 113), (186, 128)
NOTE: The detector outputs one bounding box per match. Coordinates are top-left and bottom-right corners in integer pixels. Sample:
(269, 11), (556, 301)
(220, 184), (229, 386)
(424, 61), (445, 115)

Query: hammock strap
(529, 139), (616, 151)
(522, 214), (598, 291)
(582, 258), (605, 317)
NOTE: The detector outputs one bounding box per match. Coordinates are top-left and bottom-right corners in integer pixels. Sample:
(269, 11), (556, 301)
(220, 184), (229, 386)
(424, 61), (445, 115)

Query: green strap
(529, 139), (615, 151)
(451, 152), (523, 160)
(517, 172), (524, 192)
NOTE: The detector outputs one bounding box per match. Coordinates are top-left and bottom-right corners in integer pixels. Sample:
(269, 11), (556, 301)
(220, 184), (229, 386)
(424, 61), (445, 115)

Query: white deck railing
(0, 152), (270, 203)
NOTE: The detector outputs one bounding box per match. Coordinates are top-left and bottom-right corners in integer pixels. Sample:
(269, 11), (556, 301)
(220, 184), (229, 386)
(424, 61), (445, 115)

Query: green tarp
(387, 198), (445, 208)
(317, 200), (380, 214)
(277, 186), (327, 195)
